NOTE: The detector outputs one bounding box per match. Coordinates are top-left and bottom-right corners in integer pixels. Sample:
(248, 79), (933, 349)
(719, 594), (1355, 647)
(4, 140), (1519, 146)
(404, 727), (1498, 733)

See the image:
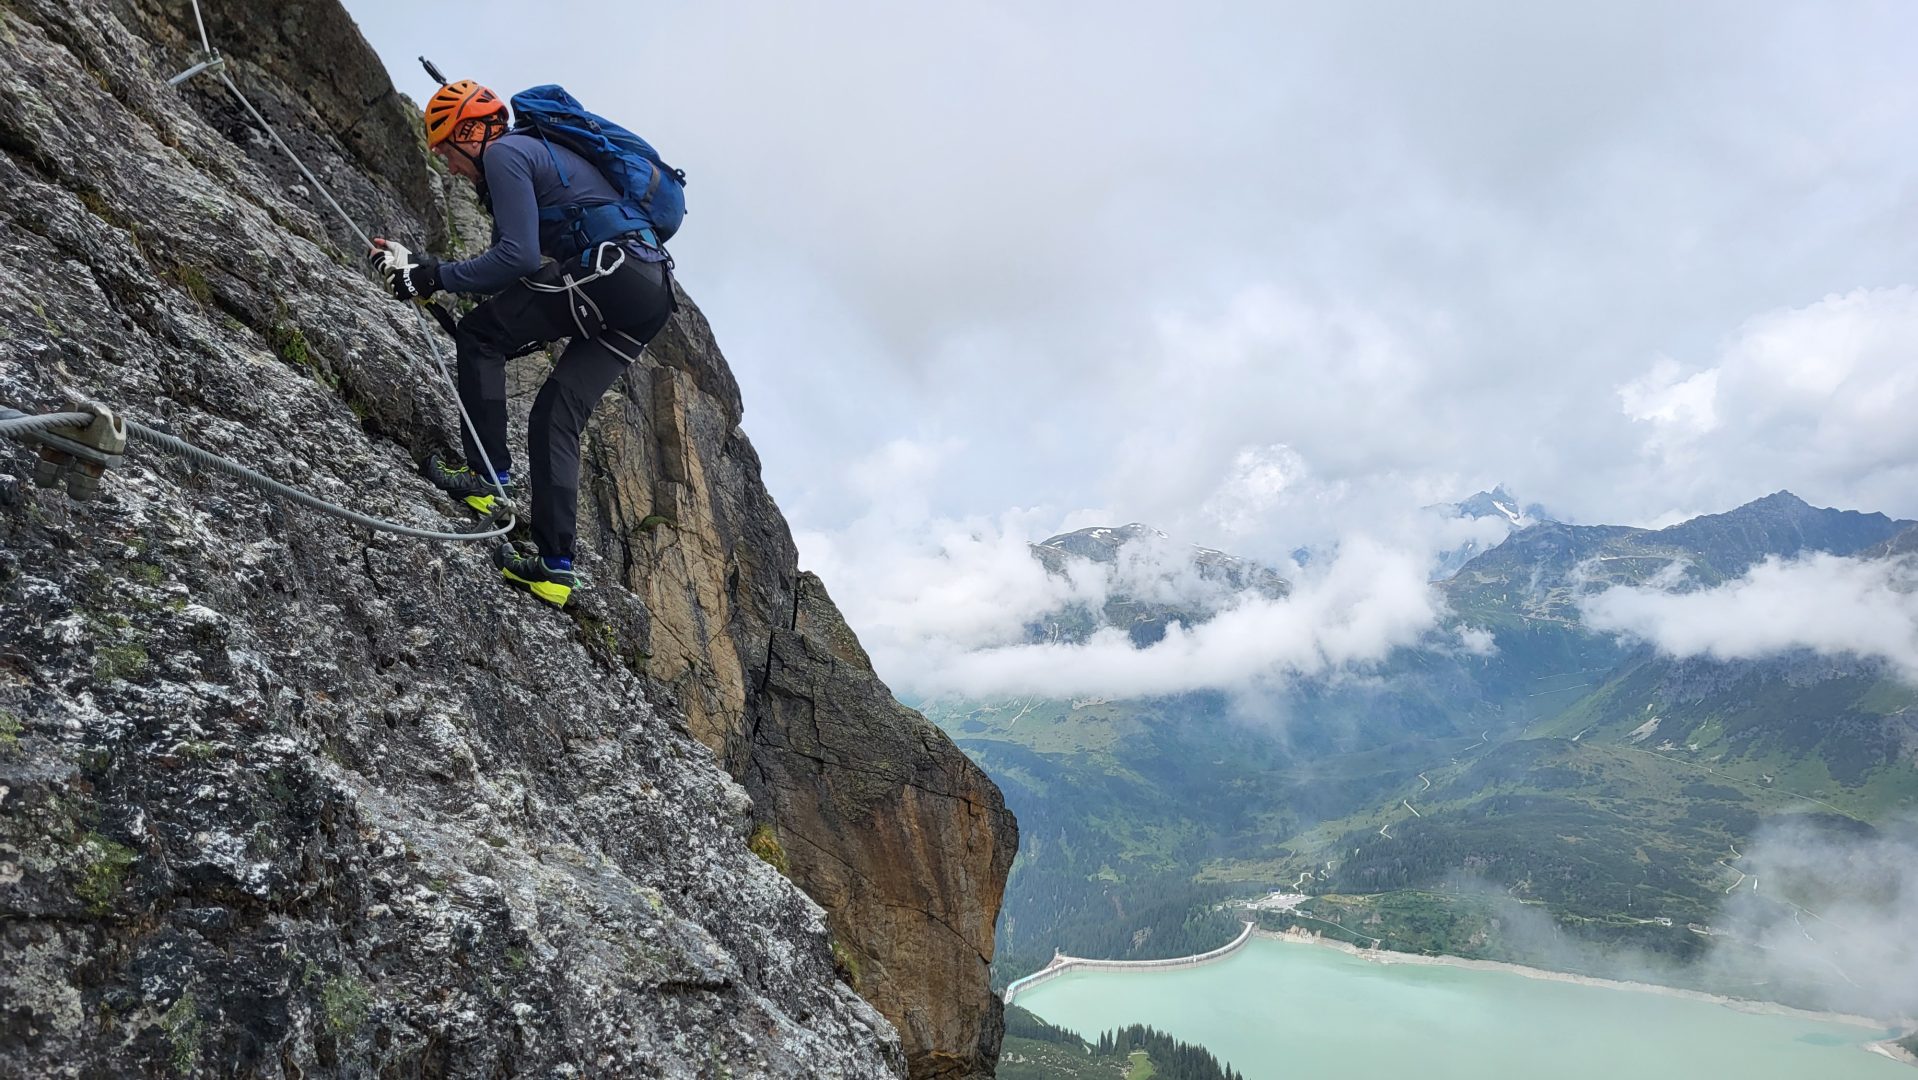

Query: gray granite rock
(0, 0), (993, 1074)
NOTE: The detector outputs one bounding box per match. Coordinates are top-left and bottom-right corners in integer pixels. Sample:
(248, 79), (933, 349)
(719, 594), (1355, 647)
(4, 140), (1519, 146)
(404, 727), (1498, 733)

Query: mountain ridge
(1445, 489), (1915, 621)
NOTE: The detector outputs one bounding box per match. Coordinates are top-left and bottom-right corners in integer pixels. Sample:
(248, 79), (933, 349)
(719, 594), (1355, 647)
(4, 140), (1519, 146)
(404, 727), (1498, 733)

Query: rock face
(582, 168), (1018, 1080)
(0, 1), (1013, 1076)
(753, 573), (1015, 1078)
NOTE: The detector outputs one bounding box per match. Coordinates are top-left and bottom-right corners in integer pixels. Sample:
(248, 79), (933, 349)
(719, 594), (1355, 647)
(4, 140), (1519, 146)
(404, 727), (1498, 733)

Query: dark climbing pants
(453, 254), (674, 560)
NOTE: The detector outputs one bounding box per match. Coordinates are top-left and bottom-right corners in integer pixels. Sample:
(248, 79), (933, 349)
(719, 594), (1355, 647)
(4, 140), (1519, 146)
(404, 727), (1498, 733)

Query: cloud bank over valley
(1580, 553), (1918, 681)
(802, 508), (1479, 699)
(918, 539), (1444, 699)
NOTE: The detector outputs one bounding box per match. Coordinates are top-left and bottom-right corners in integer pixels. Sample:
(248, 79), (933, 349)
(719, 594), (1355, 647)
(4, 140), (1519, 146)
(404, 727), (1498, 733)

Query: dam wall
(1004, 920), (1256, 1005)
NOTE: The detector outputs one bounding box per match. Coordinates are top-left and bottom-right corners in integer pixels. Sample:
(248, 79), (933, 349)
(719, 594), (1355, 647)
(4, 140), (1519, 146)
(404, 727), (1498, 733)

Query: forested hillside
(998, 1007), (1244, 1080)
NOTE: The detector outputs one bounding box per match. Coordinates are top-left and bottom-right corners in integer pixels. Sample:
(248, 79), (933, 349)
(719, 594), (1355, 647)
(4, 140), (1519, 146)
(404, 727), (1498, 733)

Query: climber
(369, 79), (682, 609)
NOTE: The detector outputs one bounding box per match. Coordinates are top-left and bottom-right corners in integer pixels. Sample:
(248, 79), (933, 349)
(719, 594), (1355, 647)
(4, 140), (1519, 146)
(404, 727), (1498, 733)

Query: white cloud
(1618, 356), (1720, 434)
(1456, 626), (1499, 656)
(796, 508), (1106, 658)
(1578, 552), (1918, 679)
(1709, 817), (1918, 1019)
(1614, 287), (1918, 516)
(846, 436), (963, 502)
(1201, 444), (1309, 536)
(1096, 530), (1241, 611)
(1099, 286), (1447, 551)
(1460, 820), (1918, 1021)
(897, 538), (1442, 699)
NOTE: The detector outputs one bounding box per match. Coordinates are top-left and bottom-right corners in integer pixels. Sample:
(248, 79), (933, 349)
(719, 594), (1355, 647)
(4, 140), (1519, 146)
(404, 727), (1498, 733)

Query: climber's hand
(367, 238), (441, 302)
(388, 256), (442, 302)
(367, 237), (412, 274)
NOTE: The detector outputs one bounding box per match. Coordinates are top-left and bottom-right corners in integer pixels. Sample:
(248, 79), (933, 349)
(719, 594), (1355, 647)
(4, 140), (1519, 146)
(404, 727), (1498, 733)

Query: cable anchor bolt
(28, 404), (127, 500)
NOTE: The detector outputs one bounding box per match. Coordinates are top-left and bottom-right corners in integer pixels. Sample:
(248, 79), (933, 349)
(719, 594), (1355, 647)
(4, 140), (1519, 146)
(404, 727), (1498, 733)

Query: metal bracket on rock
(168, 50), (226, 87)
(6, 405), (128, 500)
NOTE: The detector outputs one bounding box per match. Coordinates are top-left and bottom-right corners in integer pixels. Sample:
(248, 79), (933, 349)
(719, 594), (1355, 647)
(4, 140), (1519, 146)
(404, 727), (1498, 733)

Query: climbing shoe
(494, 543), (578, 608)
(422, 452), (511, 516)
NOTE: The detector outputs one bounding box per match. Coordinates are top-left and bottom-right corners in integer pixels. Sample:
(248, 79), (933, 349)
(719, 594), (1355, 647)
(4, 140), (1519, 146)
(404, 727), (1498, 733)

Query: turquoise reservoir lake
(1017, 937), (1908, 1079)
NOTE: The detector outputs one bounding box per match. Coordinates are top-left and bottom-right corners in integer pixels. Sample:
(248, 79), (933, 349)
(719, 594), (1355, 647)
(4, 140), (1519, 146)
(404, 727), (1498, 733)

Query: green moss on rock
(167, 265), (213, 306)
(92, 643), (148, 682)
(747, 824), (789, 877)
(267, 322), (311, 368)
(321, 973), (369, 1036)
(0, 711), (21, 757)
(75, 833), (137, 914)
(831, 939), (862, 992)
(162, 992), (201, 1073)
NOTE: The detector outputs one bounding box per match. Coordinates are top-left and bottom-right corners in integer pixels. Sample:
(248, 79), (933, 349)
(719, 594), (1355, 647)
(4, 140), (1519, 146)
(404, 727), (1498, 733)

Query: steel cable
(200, 62), (510, 509)
(57, 0), (524, 541)
(1, 407), (511, 541)
(0, 412), (97, 438)
(124, 419), (513, 541)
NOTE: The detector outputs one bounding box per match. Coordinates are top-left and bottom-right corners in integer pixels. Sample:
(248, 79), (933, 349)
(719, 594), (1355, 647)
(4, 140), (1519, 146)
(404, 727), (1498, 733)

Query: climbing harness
(526, 241), (624, 342)
(518, 241), (672, 365)
(0, 0), (518, 542)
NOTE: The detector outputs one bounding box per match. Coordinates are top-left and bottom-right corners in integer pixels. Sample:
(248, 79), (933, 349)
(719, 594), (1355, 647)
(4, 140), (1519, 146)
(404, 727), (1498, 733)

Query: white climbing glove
(367, 238), (442, 302)
(367, 237), (411, 272)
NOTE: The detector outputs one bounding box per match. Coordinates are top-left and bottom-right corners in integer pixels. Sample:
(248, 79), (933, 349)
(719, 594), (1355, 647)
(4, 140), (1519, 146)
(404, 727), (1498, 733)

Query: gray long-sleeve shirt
(438, 132), (661, 295)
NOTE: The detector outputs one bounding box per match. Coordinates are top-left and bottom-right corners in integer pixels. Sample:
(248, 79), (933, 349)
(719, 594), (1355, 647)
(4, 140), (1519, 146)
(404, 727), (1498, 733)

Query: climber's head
(424, 80), (507, 180)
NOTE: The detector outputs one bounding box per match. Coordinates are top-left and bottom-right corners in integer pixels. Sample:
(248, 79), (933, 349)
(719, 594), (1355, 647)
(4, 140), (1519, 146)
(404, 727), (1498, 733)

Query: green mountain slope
(1445, 491), (1911, 622)
(939, 493), (1918, 990)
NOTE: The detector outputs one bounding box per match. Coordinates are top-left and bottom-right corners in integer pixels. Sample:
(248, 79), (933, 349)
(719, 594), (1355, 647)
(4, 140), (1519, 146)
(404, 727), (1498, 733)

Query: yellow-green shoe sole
(501, 567), (572, 607)
(464, 493), (498, 515)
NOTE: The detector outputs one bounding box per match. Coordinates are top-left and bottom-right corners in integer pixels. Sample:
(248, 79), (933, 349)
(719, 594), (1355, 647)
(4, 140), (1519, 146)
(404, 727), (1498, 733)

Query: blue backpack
(508, 84), (687, 261)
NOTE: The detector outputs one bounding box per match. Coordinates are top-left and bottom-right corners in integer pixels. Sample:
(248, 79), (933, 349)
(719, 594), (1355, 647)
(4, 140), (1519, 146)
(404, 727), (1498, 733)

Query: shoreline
(1868, 1041), (1918, 1067)
(1255, 928), (1903, 1035)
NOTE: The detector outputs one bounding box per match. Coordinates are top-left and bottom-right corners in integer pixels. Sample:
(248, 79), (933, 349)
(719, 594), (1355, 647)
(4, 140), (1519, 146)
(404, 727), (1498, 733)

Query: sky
(341, 2), (1918, 695)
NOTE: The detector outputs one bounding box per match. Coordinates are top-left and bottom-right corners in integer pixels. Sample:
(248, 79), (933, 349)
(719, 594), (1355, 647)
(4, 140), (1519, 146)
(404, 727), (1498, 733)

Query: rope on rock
(0, 411), (97, 438)
(212, 70), (374, 252)
(1, 406), (513, 542)
(145, 0), (516, 529)
(123, 419), (513, 541)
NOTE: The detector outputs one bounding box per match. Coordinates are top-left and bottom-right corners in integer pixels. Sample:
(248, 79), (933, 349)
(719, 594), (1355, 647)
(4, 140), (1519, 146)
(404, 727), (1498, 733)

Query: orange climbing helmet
(423, 80), (507, 148)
